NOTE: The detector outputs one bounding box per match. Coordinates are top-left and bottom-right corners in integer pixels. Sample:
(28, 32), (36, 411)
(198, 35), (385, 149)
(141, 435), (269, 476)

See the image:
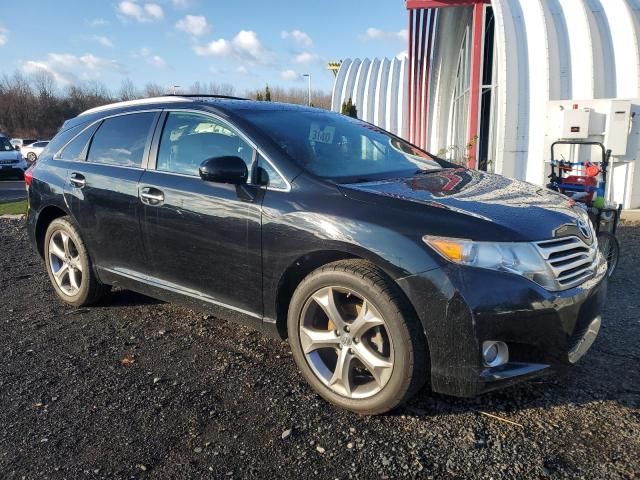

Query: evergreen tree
(264, 85), (272, 102)
(256, 91), (264, 101)
(341, 97), (358, 118)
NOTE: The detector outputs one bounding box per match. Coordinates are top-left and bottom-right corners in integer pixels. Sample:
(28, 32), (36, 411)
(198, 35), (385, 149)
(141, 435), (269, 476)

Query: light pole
(302, 74), (311, 106)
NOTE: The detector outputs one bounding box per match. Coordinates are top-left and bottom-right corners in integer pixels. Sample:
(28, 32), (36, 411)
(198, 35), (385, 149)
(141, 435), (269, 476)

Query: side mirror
(199, 156), (248, 185)
(14, 145), (20, 151)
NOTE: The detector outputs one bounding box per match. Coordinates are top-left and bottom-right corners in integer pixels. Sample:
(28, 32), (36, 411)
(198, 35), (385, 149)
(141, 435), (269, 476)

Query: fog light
(482, 341), (509, 367)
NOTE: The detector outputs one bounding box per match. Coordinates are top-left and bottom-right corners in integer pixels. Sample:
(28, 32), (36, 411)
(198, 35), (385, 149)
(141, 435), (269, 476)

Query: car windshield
(0, 137), (14, 151)
(237, 108), (447, 182)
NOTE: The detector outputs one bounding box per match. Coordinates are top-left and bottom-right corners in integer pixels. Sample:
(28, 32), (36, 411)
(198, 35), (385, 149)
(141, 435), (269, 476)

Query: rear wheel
(44, 217), (109, 307)
(288, 260), (427, 415)
(597, 231), (620, 278)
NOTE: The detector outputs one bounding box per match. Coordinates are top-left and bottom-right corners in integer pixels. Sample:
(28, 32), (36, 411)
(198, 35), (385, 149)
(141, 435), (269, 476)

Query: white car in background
(20, 140), (50, 163)
(0, 136), (28, 179)
(10, 138), (37, 150)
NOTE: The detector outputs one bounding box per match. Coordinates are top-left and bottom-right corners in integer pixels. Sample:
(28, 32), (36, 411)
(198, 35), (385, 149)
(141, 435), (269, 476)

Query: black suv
(26, 96), (607, 414)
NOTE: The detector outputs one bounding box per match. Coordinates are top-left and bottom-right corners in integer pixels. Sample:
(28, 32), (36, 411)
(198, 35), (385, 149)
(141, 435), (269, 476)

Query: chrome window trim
(54, 107), (292, 191)
(165, 108), (292, 192)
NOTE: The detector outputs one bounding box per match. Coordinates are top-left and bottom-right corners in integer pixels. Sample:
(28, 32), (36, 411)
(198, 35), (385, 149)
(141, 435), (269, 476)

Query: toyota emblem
(577, 219), (592, 239)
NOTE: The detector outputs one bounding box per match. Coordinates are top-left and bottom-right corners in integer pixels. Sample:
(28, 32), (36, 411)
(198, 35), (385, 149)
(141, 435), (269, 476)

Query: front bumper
(0, 163), (26, 175)
(398, 260), (608, 397)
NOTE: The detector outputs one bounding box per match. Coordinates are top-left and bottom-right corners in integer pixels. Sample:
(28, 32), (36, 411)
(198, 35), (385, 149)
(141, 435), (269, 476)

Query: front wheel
(27, 152), (37, 162)
(44, 216), (109, 307)
(288, 260), (427, 415)
(597, 231), (620, 278)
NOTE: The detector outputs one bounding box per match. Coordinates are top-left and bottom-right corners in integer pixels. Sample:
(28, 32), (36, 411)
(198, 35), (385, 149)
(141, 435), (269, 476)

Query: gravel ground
(0, 218), (638, 479)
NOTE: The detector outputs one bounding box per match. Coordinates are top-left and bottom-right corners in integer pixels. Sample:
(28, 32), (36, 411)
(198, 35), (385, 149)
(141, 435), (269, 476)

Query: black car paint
(26, 99), (607, 397)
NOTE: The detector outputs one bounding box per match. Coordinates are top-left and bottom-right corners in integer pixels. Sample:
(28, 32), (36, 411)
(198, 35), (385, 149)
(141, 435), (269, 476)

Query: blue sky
(0, 0), (408, 95)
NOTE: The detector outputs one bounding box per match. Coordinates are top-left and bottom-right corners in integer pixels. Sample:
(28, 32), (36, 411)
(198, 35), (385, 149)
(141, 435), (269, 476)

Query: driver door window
(156, 112), (254, 176)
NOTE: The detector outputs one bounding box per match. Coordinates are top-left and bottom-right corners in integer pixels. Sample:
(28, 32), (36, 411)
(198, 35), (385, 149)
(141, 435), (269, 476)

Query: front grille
(535, 236), (598, 290)
(0, 159), (17, 165)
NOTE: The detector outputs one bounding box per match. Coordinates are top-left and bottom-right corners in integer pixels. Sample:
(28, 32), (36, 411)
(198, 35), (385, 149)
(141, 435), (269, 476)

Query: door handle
(140, 186), (165, 205)
(69, 172), (86, 188)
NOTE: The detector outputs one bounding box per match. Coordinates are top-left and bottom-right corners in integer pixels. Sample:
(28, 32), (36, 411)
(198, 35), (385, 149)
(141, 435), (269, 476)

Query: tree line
(0, 71), (332, 140)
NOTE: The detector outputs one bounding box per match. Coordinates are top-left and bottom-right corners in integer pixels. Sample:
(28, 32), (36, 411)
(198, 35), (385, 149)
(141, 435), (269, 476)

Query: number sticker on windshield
(309, 124), (335, 144)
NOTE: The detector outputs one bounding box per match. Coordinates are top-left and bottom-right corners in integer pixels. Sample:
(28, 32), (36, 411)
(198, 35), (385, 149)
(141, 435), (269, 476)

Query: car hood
(0, 150), (20, 161)
(340, 168), (589, 242)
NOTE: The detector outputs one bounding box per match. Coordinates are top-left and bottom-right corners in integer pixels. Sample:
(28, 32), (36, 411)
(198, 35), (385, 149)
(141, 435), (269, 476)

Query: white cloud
(194, 30), (267, 62)
(171, 0), (192, 7)
(233, 30), (263, 59)
(0, 26), (8, 46)
(194, 38), (232, 57)
(148, 55), (166, 68)
(118, 1), (164, 23)
(293, 51), (318, 64)
(281, 29), (312, 47)
(136, 47), (167, 68)
(237, 65), (248, 75)
(363, 27), (408, 42)
(396, 50), (408, 60)
(176, 15), (209, 36)
(23, 53), (125, 85)
(90, 35), (113, 47)
(88, 18), (109, 27)
(280, 69), (299, 81)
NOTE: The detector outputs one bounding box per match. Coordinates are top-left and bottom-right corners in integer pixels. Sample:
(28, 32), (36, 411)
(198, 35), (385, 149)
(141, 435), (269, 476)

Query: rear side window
(57, 123), (101, 161)
(87, 112), (155, 167)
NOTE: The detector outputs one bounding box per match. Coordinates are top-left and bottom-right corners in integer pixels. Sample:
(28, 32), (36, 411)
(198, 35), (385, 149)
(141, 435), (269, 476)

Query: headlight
(423, 236), (557, 290)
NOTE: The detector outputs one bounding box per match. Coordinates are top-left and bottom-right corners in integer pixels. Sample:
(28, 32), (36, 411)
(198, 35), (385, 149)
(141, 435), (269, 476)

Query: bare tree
(143, 82), (165, 97)
(119, 78), (140, 101)
(0, 69), (332, 139)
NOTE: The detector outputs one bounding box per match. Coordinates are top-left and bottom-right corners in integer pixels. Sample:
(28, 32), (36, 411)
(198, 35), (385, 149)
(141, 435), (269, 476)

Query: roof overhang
(405, 0), (490, 9)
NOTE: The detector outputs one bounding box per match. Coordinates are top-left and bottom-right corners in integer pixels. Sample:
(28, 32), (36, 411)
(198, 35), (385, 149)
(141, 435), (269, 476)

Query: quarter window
(156, 112), (254, 177)
(87, 113), (155, 167)
(57, 123), (100, 161)
(257, 155), (288, 190)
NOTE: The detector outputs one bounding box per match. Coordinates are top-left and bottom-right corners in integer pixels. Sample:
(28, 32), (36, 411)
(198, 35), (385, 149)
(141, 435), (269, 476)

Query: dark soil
(0, 219), (638, 479)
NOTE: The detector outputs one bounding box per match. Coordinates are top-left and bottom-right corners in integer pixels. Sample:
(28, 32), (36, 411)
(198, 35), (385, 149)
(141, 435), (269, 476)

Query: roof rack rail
(164, 94), (249, 101)
(79, 96), (193, 117)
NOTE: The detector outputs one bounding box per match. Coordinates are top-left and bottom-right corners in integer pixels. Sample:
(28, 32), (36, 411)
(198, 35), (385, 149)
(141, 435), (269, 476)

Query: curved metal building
(331, 56), (409, 139)
(332, 0), (640, 208)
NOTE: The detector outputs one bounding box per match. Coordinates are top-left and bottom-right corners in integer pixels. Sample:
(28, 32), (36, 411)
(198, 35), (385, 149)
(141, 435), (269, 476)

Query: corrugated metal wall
(331, 56), (408, 139)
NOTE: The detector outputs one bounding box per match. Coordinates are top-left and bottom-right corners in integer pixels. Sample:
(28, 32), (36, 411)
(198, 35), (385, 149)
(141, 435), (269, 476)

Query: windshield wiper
(414, 168), (445, 175)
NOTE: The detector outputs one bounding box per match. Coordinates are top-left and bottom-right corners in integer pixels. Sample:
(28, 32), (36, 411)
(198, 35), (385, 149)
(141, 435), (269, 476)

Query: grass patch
(0, 199), (27, 215)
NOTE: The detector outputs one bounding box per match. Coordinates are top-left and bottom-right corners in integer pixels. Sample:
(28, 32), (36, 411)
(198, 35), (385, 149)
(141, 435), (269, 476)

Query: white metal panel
(520, 0), (551, 185)
(331, 58), (352, 112)
(557, 0), (595, 98)
(363, 58), (381, 122)
(375, 58), (391, 127)
(600, 0), (640, 97)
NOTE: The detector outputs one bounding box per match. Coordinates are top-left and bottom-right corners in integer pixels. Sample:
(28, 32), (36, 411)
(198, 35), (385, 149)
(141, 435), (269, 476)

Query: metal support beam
(467, 3), (485, 169)
(406, 0), (489, 9)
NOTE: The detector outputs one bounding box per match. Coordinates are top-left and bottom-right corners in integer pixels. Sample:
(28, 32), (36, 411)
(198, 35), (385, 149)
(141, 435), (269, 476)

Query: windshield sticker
(309, 124), (335, 144)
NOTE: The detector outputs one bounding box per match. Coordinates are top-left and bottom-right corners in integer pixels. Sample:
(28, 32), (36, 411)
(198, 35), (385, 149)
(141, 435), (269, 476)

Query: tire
(287, 259), (427, 415)
(43, 216), (109, 307)
(27, 152), (37, 162)
(597, 231), (620, 278)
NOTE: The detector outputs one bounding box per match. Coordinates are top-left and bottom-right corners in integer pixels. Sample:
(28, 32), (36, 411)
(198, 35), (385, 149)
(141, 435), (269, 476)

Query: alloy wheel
(48, 230), (83, 296)
(299, 286), (394, 399)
